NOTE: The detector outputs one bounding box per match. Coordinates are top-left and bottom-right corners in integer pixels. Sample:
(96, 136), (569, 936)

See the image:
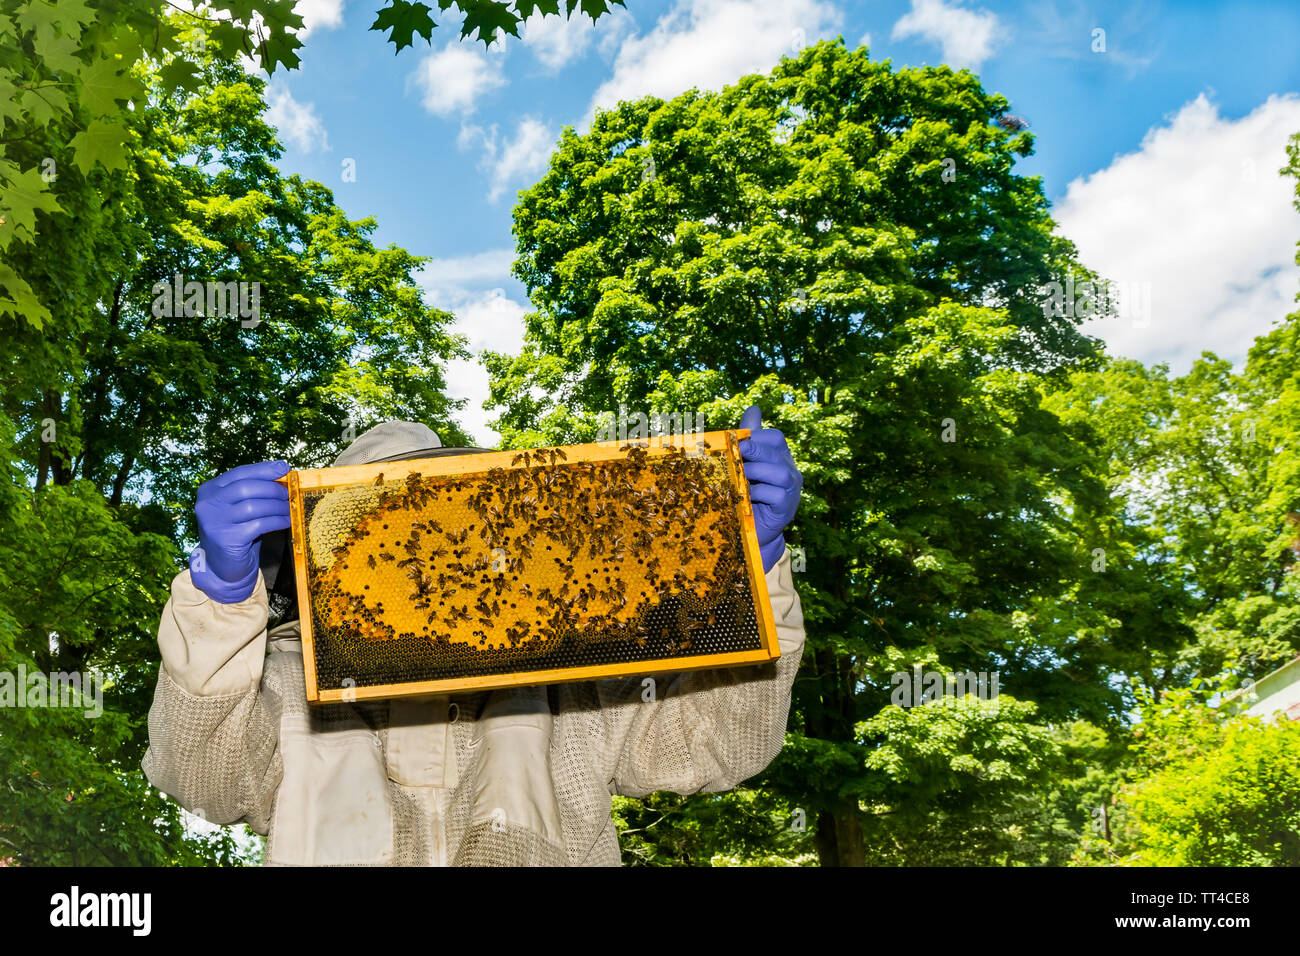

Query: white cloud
(265, 83), (330, 152)
(420, 258), (529, 446)
(523, 10), (594, 71)
(422, 249), (517, 299)
(595, 8), (637, 59)
(459, 117), (557, 202)
(589, 0), (842, 117)
(410, 40), (508, 117)
(1054, 93), (1300, 372)
(294, 0), (347, 36)
(521, 6), (637, 71)
(890, 0), (1003, 69)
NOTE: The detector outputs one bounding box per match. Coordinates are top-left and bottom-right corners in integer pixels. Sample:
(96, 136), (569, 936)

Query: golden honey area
(304, 444), (750, 660)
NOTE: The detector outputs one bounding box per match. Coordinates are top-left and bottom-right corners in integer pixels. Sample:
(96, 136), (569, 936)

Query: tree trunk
(35, 390), (72, 487)
(79, 277), (125, 488)
(815, 806), (866, 866)
(109, 453), (135, 508)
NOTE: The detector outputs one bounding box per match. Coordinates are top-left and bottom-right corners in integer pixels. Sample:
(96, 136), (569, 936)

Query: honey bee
(373, 473), (384, 486)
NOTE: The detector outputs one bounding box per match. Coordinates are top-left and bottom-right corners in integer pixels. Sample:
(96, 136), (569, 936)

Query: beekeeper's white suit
(143, 424), (806, 866)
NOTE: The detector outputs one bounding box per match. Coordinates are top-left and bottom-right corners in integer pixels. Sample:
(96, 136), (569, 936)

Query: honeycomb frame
(282, 430), (780, 704)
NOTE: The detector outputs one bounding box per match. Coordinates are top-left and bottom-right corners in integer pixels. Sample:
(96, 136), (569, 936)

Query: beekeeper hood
(335, 420), (452, 466)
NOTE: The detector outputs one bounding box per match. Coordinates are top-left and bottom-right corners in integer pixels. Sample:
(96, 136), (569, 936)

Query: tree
(1042, 329), (1300, 685)
(1075, 684), (1300, 866)
(487, 40), (1187, 865)
(0, 0), (627, 339)
(0, 30), (466, 864)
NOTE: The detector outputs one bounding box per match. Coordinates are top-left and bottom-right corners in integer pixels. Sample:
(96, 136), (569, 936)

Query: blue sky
(262, 0), (1300, 443)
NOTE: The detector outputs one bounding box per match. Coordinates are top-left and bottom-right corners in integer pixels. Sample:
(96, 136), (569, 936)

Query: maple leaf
(18, 86), (70, 125)
(0, 165), (61, 245)
(0, 77), (23, 130)
(69, 118), (129, 175)
(157, 58), (202, 95)
(208, 20), (249, 58)
(257, 36), (303, 74)
(459, 0), (521, 43)
(79, 57), (144, 116)
(51, 0), (96, 32)
(16, 0), (62, 50)
(258, 0), (308, 34)
(370, 0), (437, 53)
(32, 29), (81, 74)
(0, 262), (52, 328)
(516, 0), (561, 18)
(578, 0), (624, 21)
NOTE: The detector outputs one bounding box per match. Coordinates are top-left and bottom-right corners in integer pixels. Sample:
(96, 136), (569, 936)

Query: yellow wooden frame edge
(281, 429), (781, 704)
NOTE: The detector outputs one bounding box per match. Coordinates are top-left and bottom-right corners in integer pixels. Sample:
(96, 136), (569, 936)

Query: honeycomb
(292, 440), (771, 698)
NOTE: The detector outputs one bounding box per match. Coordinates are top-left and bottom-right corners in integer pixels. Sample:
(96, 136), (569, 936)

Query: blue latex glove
(738, 406), (802, 573)
(190, 460), (292, 604)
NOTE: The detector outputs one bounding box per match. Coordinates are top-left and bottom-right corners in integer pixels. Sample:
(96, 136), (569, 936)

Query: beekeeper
(142, 407), (805, 865)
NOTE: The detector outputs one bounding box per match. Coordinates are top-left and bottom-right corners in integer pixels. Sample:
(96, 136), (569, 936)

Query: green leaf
(79, 57), (144, 115)
(459, 0), (521, 43)
(256, 35), (303, 74)
(0, 74), (22, 129)
(32, 29), (81, 74)
(517, 0), (562, 17)
(50, 0), (96, 32)
(16, 0), (63, 50)
(0, 262), (52, 327)
(157, 58), (201, 95)
(68, 118), (128, 174)
(208, 20), (250, 59)
(578, 0), (623, 21)
(370, 0), (437, 54)
(18, 85), (70, 125)
(0, 164), (61, 243)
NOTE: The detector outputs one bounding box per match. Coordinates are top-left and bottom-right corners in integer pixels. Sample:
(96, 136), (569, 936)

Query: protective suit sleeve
(141, 568), (284, 834)
(596, 547), (806, 796)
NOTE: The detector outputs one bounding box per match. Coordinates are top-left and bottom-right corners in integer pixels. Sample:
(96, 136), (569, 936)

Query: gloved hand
(738, 406), (802, 573)
(190, 460), (292, 604)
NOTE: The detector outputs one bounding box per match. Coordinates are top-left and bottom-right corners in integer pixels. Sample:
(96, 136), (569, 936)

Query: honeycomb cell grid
(284, 432), (780, 703)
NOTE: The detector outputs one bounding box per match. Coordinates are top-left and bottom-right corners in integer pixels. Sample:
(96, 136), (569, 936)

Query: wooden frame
(282, 430), (780, 704)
